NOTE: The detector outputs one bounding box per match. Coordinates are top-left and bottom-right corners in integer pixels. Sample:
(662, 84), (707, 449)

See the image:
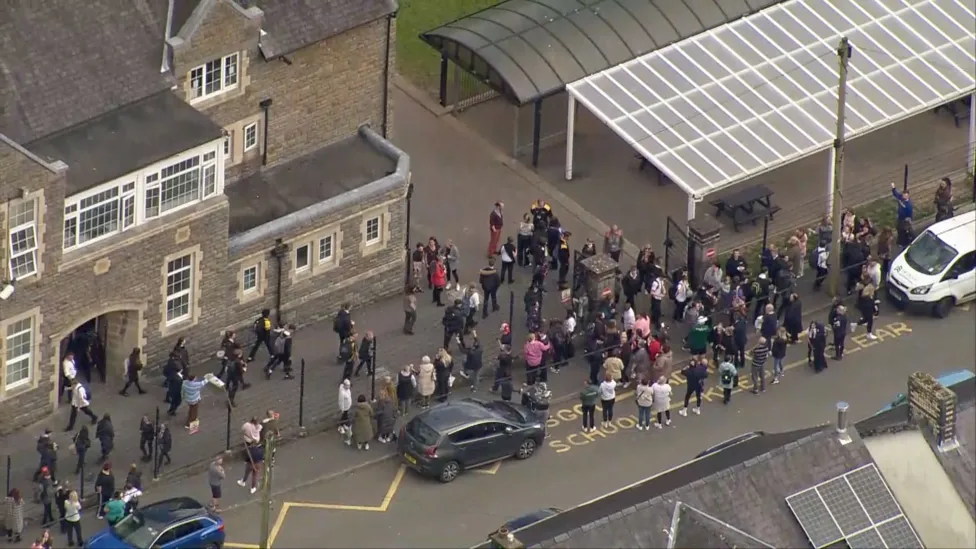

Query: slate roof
(931, 400), (976, 520)
(255, 0), (398, 58)
(27, 91), (223, 195)
(225, 133), (397, 235)
(0, 0), (172, 144)
(669, 503), (774, 549)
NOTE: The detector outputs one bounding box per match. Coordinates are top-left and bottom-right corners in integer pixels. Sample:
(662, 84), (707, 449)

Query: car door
(939, 251), (976, 303)
(155, 519), (206, 549)
(449, 423), (507, 467)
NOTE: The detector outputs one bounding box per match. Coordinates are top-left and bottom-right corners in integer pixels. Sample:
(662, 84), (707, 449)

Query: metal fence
(442, 60), (498, 112)
(663, 216), (690, 279)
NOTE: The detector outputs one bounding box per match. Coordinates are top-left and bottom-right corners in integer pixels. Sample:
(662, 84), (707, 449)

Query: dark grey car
(397, 398), (545, 483)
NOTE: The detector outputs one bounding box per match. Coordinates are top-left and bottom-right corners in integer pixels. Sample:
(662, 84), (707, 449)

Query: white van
(887, 210), (976, 318)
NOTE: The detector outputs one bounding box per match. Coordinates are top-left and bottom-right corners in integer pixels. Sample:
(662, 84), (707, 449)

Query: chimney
(908, 372), (960, 451)
(836, 401), (852, 445)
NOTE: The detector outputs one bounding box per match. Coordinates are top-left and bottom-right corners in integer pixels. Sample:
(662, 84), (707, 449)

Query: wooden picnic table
(709, 183), (781, 231)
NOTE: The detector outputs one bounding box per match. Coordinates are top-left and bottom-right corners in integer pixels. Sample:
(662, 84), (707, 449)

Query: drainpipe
(259, 98), (273, 166)
(271, 238), (289, 325)
(404, 181), (414, 284)
(381, 13), (395, 139)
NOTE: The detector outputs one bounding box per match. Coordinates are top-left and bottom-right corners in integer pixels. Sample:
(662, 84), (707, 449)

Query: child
(337, 380), (352, 444)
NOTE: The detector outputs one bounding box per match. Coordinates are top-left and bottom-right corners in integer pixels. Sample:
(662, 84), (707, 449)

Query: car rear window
(406, 417), (440, 445)
(111, 512), (161, 549)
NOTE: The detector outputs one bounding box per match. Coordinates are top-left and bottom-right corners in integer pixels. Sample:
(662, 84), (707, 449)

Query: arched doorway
(57, 308), (144, 402)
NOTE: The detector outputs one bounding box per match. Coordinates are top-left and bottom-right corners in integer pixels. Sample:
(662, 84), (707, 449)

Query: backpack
(808, 248), (818, 270)
(339, 339), (353, 361)
(273, 334), (287, 356)
(721, 368), (734, 386)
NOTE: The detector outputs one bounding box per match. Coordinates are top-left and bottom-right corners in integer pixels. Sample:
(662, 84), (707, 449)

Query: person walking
(61, 352), (77, 405)
(457, 333), (484, 392)
(783, 293), (803, 343)
(679, 357), (708, 417)
(155, 425), (172, 476)
(598, 373), (617, 428)
(441, 299), (464, 348)
(65, 379), (97, 431)
(4, 488), (24, 543)
(443, 239), (461, 287)
(403, 285), (417, 335)
(351, 395), (375, 451)
(63, 491), (82, 547)
(635, 378), (654, 430)
(809, 321), (829, 373)
(750, 337), (770, 394)
(248, 309), (274, 362)
(431, 258), (448, 306)
(338, 380), (353, 437)
(93, 463), (115, 519)
(93, 413), (113, 464)
(237, 439), (263, 495)
(333, 304), (353, 359)
(71, 426), (90, 475)
(354, 330), (375, 377)
(651, 377), (672, 428)
(718, 357), (737, 405)
(119, 348), (146, 396)
(578, 379), (599, 433)
(37, 467), (55, 527)
(208, 456), (225, 512)
(851, 281), (878, 341)
(488, 202), (504, 258)
(771, 328), (788, 384)
(265, 325), (296, 380)
(138, 416), (154, 462)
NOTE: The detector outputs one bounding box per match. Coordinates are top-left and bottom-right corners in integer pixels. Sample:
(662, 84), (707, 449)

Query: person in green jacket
(103, 491), (126, 525)
(579, 379), (600, 433)
(687, 316), (712, 358)
(718, 356), (738, 405)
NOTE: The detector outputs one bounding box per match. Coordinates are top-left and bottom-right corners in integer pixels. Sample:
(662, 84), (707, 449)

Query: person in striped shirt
(750, 337), (770, 394)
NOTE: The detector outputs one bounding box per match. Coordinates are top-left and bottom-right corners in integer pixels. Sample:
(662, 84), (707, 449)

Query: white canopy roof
(566, 0), (976, 198)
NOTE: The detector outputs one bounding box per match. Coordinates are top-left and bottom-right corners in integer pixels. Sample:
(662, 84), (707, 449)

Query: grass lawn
(396, 0), (502, 93)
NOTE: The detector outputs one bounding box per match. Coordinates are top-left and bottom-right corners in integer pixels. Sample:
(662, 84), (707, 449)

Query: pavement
(12, 307), (965, 549)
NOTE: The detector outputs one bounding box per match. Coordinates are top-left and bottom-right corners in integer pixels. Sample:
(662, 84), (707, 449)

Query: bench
(933, 96), (972, 128)
(709, 184), (778, 231)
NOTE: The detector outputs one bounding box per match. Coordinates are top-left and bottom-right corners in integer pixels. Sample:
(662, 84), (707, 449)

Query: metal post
(686, 195), (696, 221)
(903, 164), (909, 193)
(968, 91), (976, 176)
(828, 37), (852, 297)
(370, 337), (377, 401)
(79, 459), (85, 500)
(565, 94), (576, 180)
(452, 61), (461, 110)
(4, 455), (9, 496)
(512, 104), (521, 158)
(225, 402), (232, 452)
(152, 406), (161, 479)
(298, 359), (306, 429)
(826, 148), (836, 218)
(259, 434), (276, 549)
(439, 54), (448, 107)
(272, 239), (289, 326)
(532, 99), (543, 168)
(761, 216), (770, 251)
(664, 220), (672, 275)
(404, 183), (415, 284)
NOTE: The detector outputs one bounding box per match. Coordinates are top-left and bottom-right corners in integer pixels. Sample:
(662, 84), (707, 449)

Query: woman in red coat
(431, 259), (448, 307)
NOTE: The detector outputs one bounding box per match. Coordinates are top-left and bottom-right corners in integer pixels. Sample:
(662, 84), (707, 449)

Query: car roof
(139, 497), (209, 523)
(927, 210), (975, 250)
(416, 398), (500, 432)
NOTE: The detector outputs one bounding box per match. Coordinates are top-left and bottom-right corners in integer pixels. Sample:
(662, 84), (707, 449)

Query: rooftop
(27, 92), (223, 195)
(225, 133), (396, 235)
(256, 0), (398, 58)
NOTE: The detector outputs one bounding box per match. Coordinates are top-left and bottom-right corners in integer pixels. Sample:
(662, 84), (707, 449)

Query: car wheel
(934, 297), (954, 318)
(516, 438), (537, 459)
(439, 461), (460, 483)
(205, 543), (221, 549)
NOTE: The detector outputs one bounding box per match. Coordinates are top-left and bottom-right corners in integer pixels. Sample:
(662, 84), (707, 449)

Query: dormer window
(189, 53), (239, 102)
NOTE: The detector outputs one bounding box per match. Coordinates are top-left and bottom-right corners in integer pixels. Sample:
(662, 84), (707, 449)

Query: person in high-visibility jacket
(557, 232), (571, 287)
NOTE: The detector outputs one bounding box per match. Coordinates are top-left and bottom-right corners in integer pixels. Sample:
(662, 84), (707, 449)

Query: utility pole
(829, 37), (852, 297)
(259, 434), (276, 549)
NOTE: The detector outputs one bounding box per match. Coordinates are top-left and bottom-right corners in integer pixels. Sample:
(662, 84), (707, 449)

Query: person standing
(718, 357), (737, 405)
(523, 334), (551, 387)
(443, 239), (461, 288)
(333, 304), (353, 360)
(808, 321), (829, 373)
(181, 375), (206, 429)
(488, 202), (504, 258)
(102, 492), (126, 526)
(63, 491), (82, 547)
(237, 438), (263, 495)
(61, 352), (77, 405)
(851, 281), (878, 341)
(812, 242), (829, 291)
(247, 309), (274, 363)
(416, 357), (436, 408)
(578, 379), (599, 433)
(498, 237), (517, 284)
(890, 182), (913, 226)
(351, 395), (375, 451)
(37, 468), (55, 527)
(225, 350), (246, 407)
(155, 425), (172, 476)
(649, 273), (667, 327)
(373, 392), (397, 444)
(832, 304), (849, 360)
(207, 456), (225, 512)
(461, 285), (481, 334)
(337, 380), (353, 437)
(119, 348), (146, 396)
(750, 337), (770, 394)
(651, 377), (673, 428)
(339, 329), (358, 381)
(4, 488), (24, 543)
(403, 285), (417, 335)
(431, 258), (448, 306)
(603, 225), (624, 262)
(165, 363), (183, 416)
(456, 333), (484, 392)
(71, 427), (90, 475)
(396, 366), (416, 415)
(93, 463), (115, 519)
(479, 259), (501, 318)
(65, 379), (97, 431)
(354, 331), (375, 377)
(598, 373), (617, 428)
(679, 358), (708, 417)
(771, 328), (788, 384)
(635, 378), (653, 430)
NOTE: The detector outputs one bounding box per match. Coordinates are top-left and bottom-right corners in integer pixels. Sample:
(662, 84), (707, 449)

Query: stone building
(0, 0), (405, 433)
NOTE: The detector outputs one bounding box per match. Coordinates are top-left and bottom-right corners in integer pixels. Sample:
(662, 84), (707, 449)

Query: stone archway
(52, 303), (147, 389)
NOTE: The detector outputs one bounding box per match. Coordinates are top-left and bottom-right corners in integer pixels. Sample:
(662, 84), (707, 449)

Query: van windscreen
(904, 231), (958, 275)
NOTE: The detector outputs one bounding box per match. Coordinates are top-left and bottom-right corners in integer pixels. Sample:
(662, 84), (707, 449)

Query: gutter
(381, 13), (395, 138)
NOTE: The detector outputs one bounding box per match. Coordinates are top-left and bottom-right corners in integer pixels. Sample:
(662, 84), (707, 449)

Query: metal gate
(663, 216), (690, 279)
(446, 61), (498, 112)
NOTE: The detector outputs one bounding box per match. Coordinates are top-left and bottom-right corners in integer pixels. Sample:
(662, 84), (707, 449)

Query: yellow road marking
(379, 465), (407, 510)
(266, 502), (290, 548)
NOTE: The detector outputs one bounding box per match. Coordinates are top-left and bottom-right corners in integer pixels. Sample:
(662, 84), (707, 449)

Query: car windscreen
(904, 230), (958, 275)
(481, 401), (525, 424)
(406, 417), (440, 445)
(111, 512), (163, 549)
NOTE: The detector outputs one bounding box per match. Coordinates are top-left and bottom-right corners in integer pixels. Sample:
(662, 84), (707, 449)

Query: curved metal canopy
(420, 0), (782, 106)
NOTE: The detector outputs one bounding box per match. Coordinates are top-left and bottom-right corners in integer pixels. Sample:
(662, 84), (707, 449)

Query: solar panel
(786, 489), (844, 548)
(786, 464), (924, 548)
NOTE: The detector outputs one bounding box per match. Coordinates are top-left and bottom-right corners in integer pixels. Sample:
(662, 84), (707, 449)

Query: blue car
(85, 497), (224, 549)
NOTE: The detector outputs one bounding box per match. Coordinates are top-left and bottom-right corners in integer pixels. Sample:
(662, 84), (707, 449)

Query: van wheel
(516, 438), (537, 459)
(933, 297), (954, 318)
(438, 461), (460, 483)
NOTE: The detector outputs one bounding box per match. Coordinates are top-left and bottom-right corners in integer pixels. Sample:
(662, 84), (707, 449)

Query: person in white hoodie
(621, 302), (636, 333)
(651, 377), (672, 429)
(337, 380), (352, 442)
(62, 352), (77, 404)
(65, 379), (97, 431)
(672, 272), (693, 321)
(598, 373), (617, 428)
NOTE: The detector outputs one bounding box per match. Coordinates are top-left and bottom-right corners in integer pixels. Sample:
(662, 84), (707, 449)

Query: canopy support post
(687, 194), (696, 222)
(512, 103), (520, 158)
(968, 91), (975, 177)
(826, 147), (836, 219)
(438, 54), (448, 108)
(532, 99), (543, 168)
(565, 94), (576, 180)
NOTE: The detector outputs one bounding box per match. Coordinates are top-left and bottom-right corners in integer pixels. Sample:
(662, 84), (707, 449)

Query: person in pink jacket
(522, 334), (551, 387)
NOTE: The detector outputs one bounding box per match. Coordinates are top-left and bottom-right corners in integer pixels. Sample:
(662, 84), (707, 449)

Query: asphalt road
(214, 308), (975, 549)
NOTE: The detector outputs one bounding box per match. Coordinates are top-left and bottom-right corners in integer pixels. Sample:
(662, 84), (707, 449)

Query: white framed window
(318, 234), (334, 263)
(144, 149), (218, 218)
(223, 134), (232, 160)
(4, 316), (34, 391)
(8, 199), (38, 280)
(242, 264), (258, 293)
(244, 123), (258, 152)
(165, 254), (193, 325)
(189, 53), (239, 102)
(365, 216), (381, 245)
(295, 244), (310, 272)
